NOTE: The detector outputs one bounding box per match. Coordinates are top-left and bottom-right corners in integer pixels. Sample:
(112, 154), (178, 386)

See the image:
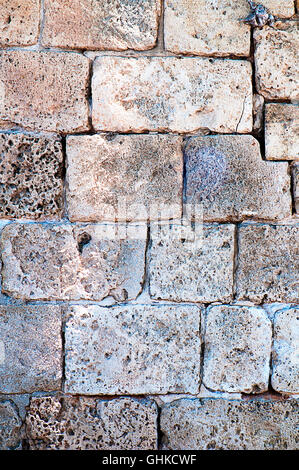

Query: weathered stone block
(236, 224), (299, 303)
(0, 51), (90, 133)
(42, 0), (161, 50)
(161, 398), (299, 450)
(0, 223), (146, 301)
(203, 305), (272, 393)
(66, 134), (183, 222)
(0, 0), (40, 46)
(0, 400), (22, 450)
(265, 104), (299, 161)
(262, 0), (295, 17)
(254, 24), (298, 100)
(26, 396), (158, 450)
(293, 164), (299, 213)
(92, 57), (252, 133)
(65, 304), (201, 395)
(271, 307), (299, 394)
(0, 306), (62, 394)
(185, 135), (291, 222)
(0, 133), (63, 220)
(149, 224), (235, 302)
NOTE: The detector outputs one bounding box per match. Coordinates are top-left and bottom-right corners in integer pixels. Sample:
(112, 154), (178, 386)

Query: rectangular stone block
(0, 51), (90, 133)
(236, 224), (299, 303)
(0, 0), (40, 46)
(265, 104), (299, 161)
(92, 57), (252, 133)
(0, 305), (62, 394)
(0, 223), (146, 301)
(65, 304), (201, 395)
(0, 133), (64, 220)
(26, 396), (158, 450)
(42, 0), (161, 50)
(161, 398), (299, 450)
(0, 400), (22, 450)
(66, 134), (183, 222)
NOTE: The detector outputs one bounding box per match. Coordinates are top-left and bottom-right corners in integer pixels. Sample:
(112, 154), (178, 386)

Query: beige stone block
(0, 0), (40, 46)
(0, 400), (22, 450)
(262, 0), (295, 17)
(265, 104), (299, 161)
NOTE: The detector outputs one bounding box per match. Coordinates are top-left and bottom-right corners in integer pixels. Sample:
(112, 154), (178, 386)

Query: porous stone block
(254, 24), (298, 100)
(0, 400), (22, 450)
(293, 164), (299, 213)
(92, 57), (252, 133)
(185, 135), (291, 222)
(64, 304), (201, 395)
(262, 0), (295, 17)
(265, 104), (299, 161)
(0, 223), (146, 301)
(0, 133), (63, 220)
(0, 306), (62, 394)
(26, 396), (158, 450)
(0, 0), (40, 46)
(42, 0), (161, 50)
(271, 307), (299, 394)
(66, 134), (183, 222)
(164, 0), (251, 57)
(160, 398), (299, 450)
(236, 224), (299, 303)
(0, 51), (90, 133)
(203, 305), (272, 393)
(149, 224), (235, 303)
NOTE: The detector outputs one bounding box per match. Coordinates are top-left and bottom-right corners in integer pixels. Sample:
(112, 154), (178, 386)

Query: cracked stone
(265, 104), (299, 161)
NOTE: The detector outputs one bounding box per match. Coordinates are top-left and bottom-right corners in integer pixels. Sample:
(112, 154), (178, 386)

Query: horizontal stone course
(0, 0), (40, 46)
(265, 104), (299, 161)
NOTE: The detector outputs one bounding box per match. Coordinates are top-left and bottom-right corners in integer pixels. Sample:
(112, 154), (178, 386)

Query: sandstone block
(0, 223), (146, 301)
(92, 57), (252, 133)
(265, 104), (299, 161)
(203, 305), (272, 393)
(26, 396), (158, 450)
(293, 164), (299, 213)
(185, 135), (291, 222)
(0, 133), (63, 220)
(65, 304), (201, 395)
(0, 51), (90, 133)
(0, 400), (22, 450)
(42, 0), (160, 51)
(271, 307), (299, 394)
(66, 134), (183, 222)
(236, 224), (299, 303)
(161, 398), (299, 450)
(0, 0), (40, 46)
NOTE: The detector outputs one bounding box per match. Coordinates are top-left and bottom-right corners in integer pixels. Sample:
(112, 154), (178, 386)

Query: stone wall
(0, 1), (298, 450)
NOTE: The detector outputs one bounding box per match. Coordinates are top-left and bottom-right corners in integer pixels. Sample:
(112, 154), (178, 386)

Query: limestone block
(92, 57), (252, 133)
(262, 0), (295, 17)
(0, 400), (22, 450)
(0, 0), (40, 46)
(265, 104), (299, 161)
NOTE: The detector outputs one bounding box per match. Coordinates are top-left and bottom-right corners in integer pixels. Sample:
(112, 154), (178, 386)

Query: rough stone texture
(0, 400), (22, 450)
(0, 51), (90, 133)
(265, 104), (299, 161)
(42, 0), (161, 51)
(254, 23), (299, 101)
(0, 133), (64, 220)
(92, 57), (252, 133)
(293, 164), (299, 213)
(0, 305), (62, 394)
(203, 305), (272, 393)
(261, 1), (295, 17)
(236, 224), (299, 303)
(161, 398), (299, 450)
(149, 224), (235, 303)
(65, 304), (201, 395)
(0, 223), (146, 301)
(185, 135), (291, 222)
(164, 0), (250, 57)
(253, 94), (264, 134)
(271, 307), (299, 394)
(26, 396), (158, 450)
(0, 0), (40, 46)
(66, 134), (183, 222)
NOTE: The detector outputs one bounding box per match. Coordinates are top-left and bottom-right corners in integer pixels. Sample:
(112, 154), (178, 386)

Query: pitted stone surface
(236, 224), (299, 303)
(64, 304), (201, 395)
(0, 400), (22, 450)
(261, 1), (295, 17)
(0, 305), (62, 394)
(66, 134), (183, 222)
(0, 51), (90, 133)
(271, 307), (299, 394)
(161, 398), (299, 450)
(265, 104), (299, 161)
(0, 223), (146, 301)
(0, 133), (63, 220)
(42, 0), (161, 51)
(185, 135), (291, 222)
(92, 57), (252, 133)
(149, 224), (235, 303)
(26, 396), (158, 450)
(0, 0), (40, 46)
(203, 305), (272, 393)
